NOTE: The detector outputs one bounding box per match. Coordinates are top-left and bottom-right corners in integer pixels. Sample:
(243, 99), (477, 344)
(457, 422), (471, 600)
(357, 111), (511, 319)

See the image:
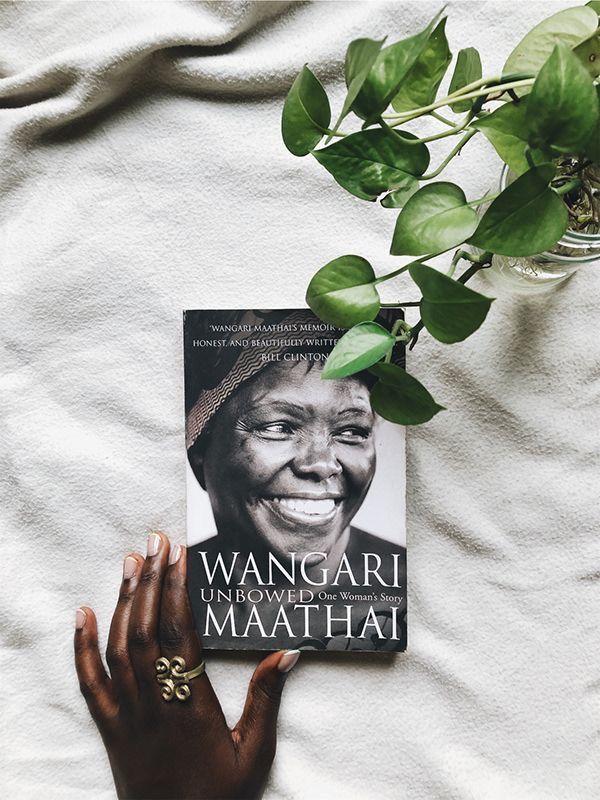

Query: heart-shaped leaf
(526, 43), (599, 153)
(369, 363), (444, 425)
(503, 6), (598, 95)
(584, 86), (600, 162)
(391, 182), (479, 256)
(282, 66), (331, 156)
(313, 129), (430, 201)
(322, 322), (395, 379)
(448, 48), (482, 112)
(326, 37), (385, 142)
(352, 11), (443, 122)
(391, 19), (452, 112)
(468, 164), (569, 257)
(306, 255), (380, 328)
(380, 178), (420, 208)
(473, 101), (551, 175)
(408, 263), (493, 344)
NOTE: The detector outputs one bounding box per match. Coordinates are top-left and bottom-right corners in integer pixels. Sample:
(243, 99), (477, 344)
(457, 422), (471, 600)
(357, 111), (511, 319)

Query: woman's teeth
(273, 497), (336, 515)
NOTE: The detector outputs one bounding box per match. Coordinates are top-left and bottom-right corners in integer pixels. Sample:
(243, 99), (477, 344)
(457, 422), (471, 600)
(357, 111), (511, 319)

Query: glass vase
(483, 166), (600, 295)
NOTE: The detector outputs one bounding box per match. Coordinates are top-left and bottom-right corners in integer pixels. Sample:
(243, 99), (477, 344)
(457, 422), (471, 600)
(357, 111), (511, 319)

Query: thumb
(234, 649), (300, 762)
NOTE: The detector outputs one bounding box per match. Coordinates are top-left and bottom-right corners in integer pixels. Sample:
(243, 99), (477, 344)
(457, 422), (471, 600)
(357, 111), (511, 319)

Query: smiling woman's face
(198, 360), (376, 560)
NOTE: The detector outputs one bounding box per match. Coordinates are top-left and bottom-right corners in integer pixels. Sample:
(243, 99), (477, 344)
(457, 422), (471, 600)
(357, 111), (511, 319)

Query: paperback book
(184, 308), (407, 652)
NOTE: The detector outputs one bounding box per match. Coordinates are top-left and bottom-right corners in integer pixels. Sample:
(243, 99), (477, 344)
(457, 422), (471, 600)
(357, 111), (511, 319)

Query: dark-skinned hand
(74, 532), (300, 800)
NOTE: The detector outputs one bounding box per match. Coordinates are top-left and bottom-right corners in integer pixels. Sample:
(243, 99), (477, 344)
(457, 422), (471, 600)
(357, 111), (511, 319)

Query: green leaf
(326, 38), (385, 141)
(503, 5), (598, 94)
(312, 129), (430, 201)
(369, 363), (444, 425)
(572, 30), (600, 79)
(391, 19), (452, 112)
(306, 255), (381, 328)
(352, 11), (444, 122)
(472, 101), (551, 175)
(391, 182), (479, 256)
(282, 66), (331, 156)
(380, 178), (420, 208)
(526, 43), (599, 153)
(448, 48), (482, 112)
(587, 0), (600, 13)
(408, 263), (493, 344)
(322, 322), (395, 379)
(584, 86), (600, 162)
(468, 164), (569, 257)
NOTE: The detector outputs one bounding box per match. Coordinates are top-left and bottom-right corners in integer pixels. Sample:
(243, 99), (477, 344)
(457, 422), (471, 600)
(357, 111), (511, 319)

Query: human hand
(74, 532), (300, 800)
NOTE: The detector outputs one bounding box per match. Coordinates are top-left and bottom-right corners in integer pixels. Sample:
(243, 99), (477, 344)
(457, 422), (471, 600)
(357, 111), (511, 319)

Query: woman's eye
(335, 427), (371, 443)
(256, 422), (295, 439)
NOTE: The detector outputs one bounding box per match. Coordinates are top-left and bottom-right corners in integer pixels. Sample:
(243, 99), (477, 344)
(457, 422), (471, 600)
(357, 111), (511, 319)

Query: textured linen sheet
(1, 1), (599, 798)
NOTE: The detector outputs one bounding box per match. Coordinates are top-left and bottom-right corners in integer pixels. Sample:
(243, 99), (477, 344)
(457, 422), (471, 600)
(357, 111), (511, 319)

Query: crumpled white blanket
(1, 1), (598, 798)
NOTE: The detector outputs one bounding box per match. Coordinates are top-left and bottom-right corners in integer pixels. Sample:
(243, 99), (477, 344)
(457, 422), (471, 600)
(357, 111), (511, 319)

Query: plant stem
(465, 190), (501, 208)
(552, 178), (582, 196)
(430, 110), (458, 126)
(387, 111), (474, 146)
(383, 319), (412, 362)
(421, 129), (478, 180)
(373, 251), (449, 285)
(321, 127), (350, 138)
(386, 79), (534, 125)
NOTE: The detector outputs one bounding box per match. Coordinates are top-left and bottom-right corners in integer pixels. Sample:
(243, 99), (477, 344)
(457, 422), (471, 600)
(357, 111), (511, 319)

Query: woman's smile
(256, 494), (341, 526)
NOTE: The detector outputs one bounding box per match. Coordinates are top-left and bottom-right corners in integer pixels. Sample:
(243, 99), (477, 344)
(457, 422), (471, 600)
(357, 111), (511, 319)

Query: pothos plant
(281, 3), (600, 425)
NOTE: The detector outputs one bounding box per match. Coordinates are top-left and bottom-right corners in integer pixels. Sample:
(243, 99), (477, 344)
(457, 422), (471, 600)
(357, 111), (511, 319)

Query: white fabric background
(1, 1), (598, 798)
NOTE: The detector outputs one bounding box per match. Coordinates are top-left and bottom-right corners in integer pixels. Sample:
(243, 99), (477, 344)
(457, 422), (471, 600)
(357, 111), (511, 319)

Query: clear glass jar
(483, 166), (600, 295)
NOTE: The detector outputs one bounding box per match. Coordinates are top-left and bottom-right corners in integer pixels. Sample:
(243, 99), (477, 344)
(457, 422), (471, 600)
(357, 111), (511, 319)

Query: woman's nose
(292, 436), (343, 481)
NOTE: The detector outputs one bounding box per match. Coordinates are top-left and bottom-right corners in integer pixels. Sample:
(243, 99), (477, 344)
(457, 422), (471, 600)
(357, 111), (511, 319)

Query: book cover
(184, 308), (407, 652)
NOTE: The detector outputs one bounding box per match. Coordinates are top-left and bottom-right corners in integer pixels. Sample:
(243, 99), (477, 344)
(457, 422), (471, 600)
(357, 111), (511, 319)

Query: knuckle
(158, 619), (184, 650)
(139, 568), (160, 588)
(73, 636), (88, 657)
(79, 677), (103, 701)
(117, 587), (135, 605)
(106, 646), (129, 672)
(251, 678), (282, 706)
(128, 623), (155, 650)
(163, 570), (185, 594)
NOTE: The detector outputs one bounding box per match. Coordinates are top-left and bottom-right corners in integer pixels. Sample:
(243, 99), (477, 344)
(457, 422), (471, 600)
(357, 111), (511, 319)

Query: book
(184, 308), (407, 652)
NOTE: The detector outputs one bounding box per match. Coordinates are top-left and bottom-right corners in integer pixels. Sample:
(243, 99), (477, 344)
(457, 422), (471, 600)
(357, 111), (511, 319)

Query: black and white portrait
(184, 309), (407, 652)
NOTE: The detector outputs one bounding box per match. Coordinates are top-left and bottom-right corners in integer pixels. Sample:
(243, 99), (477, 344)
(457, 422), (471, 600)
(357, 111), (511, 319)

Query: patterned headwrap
(184, 308), (404, 451)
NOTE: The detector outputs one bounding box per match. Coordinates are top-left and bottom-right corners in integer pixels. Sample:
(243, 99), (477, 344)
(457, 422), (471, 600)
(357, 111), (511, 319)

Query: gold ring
(154, 655), (206, 702)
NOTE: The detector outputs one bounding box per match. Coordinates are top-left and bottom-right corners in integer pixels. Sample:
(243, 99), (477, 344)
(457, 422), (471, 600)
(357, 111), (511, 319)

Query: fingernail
(168, 544), (182, 566)
(147, 533), (161, 557)
(123, 556), (138, 580)
(75, 608), (87, 630)
(278, 649), (301, 673)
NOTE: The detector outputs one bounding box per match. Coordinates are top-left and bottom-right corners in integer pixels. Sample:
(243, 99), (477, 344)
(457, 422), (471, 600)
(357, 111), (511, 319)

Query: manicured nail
(169, 544), (182, 566)
(147, 533), (161, 557)
(75, 608), (87, 630)
(123, 556), (138, 580)
(278, 649), (301, 673)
